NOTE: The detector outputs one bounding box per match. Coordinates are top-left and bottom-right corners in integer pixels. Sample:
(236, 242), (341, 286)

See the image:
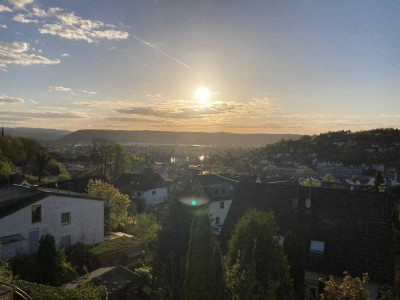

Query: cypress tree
(184, 209), (221, 300)
(283, 230), (305, 300)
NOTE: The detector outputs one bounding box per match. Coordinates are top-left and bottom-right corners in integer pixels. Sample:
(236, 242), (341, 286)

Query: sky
(0, 0), (399, 134)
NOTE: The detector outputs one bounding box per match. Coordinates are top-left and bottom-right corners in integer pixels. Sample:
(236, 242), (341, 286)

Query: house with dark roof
(39, 175), (107, 194)
(191, 173), (238, 232)
(115, 172), (169, 208)
(220, 182), (395, 296)
(0, 185), (104, 258)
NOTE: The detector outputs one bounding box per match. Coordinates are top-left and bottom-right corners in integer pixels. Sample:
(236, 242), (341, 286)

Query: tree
(153, 199), (195, 300)
(226, 209), (294, 299)
(108, 143), (130, 182)
(320, 272), (370, 300)
(37, 234), (58, 285)
(0, 157), (12, 182)
(124, 213), (161, 246)
(323, 173), (335, 183)
(283, 230), (305, 300)
(35, 151), (51, 182)
(91, 138), (115, 177)
(0, 259), (12, 283)
(184, 209), (224, 300)
(87, 179), (130, 232)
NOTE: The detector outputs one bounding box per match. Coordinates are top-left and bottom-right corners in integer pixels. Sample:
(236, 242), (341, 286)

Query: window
(137, 191), (142, 197)
(215, 217), (220, 224)
(31, 205), (41, 223)
(214, 189), (219, 195)
(60, 235), (71, 249)
(61, 212), (71, 224)
(310, 240), (325, 254)
(152, 190), (157, 195)
(220, 201), (225, 209)
(222, 188), (226, 194)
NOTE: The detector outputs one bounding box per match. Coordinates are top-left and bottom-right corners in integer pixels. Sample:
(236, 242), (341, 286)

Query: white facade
(208, 199), (233, 228)
(133, 187), (168, 206)
(0, 195), (104, 258)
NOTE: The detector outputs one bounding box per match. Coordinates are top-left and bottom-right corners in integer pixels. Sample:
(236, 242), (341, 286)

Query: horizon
(1, 0), (399, 134)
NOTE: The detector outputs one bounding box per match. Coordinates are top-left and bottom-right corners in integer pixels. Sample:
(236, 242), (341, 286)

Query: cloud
(13, 13), (38, 23)
(0, 41), (60, 68)
(61, 52), (69, 57)
(30, 99), (38, 104)
(77, 89), (96, 94)
(0, 25), (7, 29)
(0, 109), (85, 119)
(6, 0), (33, 10)
(30, 6), (129, 43)
(0, 4), (12, 12)
(48, 86), (96, 94)
(0, 95), (25, 104)
(48, 86), (72, 92)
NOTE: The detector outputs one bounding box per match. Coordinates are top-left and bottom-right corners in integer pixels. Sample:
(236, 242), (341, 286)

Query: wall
(208, 199), (233, 227)
(134, 188), (168, 206)
(0, 195), (104, 258)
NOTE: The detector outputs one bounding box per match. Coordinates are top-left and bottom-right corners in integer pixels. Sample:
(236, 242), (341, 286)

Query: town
(1, 127), (399, 299)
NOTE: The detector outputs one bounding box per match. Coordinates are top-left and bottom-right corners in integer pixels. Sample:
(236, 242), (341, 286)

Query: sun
(194, 87), (211, 106)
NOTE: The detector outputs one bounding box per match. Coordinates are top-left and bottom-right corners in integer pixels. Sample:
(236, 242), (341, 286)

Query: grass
(89, 236), (136, 256)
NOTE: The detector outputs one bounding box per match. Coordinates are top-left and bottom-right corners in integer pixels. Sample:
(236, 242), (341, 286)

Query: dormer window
(310, 240), (325, 254)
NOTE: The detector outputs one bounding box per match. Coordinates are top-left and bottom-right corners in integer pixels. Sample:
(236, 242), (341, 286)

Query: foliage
(91, 138), (130, 181)
(87, 179), (130, 232)
(89, 236), (136, 256)
(323, 173), (335, 183)
(184, 209), (224, 300)
(0, 259), (13, 283)
(108, 143), (131, 182)
(226, 209), (294, 299)
(14, 280), (107, 300)
(124, 213), (161, 246)
(36, 234), (78, 286)
(153, 200), (195, 299)
(66, 243), (93, 275)
(283, 230), (305, 300)
(10, 253), (38, 282)
(0, 157), (12, 182)
(35, 151), (51, 182)
(320, 272), (370, 300)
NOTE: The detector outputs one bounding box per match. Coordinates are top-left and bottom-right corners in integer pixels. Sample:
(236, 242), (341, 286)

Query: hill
(3, 127), (71, 141)
(58, 130), (301, 147)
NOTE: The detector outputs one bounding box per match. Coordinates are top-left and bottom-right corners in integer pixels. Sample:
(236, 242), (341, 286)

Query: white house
(0, 185), (104, 258)
(191, 173), (237, 234)
(115, 172), (169, 208)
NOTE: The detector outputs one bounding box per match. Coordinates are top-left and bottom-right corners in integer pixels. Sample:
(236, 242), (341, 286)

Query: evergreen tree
(184, 209), (222, 300)
(226, 209), (294, 299)
(37, 234), (58, 285)
(283, 230), (305, 300)
(153, 200), (195, 299)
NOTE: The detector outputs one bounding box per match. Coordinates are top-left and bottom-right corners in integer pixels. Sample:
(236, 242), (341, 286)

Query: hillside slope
(58, 130), (301, 147)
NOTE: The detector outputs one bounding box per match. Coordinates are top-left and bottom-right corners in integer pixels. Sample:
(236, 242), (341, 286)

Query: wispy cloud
(0, 95), (25, 104)
(30, 99), (38, 104)
(6, 0), (33, 10)
(48, 86), (96, 94)
(61, 52), (69, 57)
(29, 6), (129, 43)
(0, 4), (12, 12)
(13, 13), (38, 23)
(48, 86), (72, 93)
(0, 25), (7, 29)
(0, 41), (60, 68)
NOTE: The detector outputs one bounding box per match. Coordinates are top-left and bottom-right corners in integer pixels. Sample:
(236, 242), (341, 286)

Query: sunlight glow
(194, 87), (211, 106)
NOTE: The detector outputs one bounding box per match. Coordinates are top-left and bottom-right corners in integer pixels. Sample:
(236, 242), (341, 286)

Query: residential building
(115, 172), (169, 208)
(221, 182), (394, 297)
(0, 185), (104, 258)
(191, 173), (237, 232)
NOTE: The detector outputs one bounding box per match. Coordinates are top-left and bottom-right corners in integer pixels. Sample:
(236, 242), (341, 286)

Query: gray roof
(0, 185), (104, 219)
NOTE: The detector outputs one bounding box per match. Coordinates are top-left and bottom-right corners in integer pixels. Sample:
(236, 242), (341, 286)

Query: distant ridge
(58, 129), (301, 147)
(4, 127), (71, 141)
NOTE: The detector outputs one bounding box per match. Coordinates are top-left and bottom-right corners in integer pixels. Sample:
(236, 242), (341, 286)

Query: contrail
(129, 32), (191, 69)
